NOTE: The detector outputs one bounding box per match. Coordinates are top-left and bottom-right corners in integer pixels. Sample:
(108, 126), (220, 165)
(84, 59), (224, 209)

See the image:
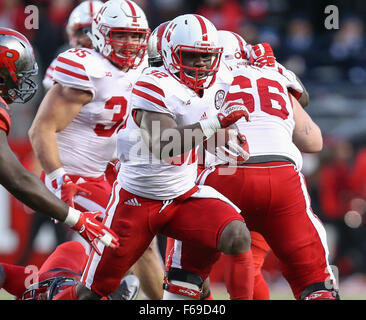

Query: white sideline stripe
(82, 182), (121, 289)
(298, 170), (336, 285)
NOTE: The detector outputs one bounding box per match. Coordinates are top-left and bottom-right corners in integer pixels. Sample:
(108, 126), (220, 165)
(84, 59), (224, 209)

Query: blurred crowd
(2, 0), (365, 83)
(1, 0), (366, 279)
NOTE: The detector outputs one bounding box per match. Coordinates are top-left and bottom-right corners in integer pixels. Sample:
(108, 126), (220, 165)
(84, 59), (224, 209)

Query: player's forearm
(28, 126), (63, 174)
(8, 171), (69, 221)
(139, 110), (205, 159)
(157, 123), (205, 159)
(0, 147), (68, 221)
(293, 119), (323, 153)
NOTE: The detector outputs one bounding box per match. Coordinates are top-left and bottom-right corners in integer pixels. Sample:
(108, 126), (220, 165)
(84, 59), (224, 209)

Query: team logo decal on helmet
(0, 46), (20, 83)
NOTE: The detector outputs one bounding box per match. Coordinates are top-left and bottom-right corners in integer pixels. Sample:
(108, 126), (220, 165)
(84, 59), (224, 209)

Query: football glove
(48, 168), (91, 207)
(200, 101), (250, 139)
(249, 43), (276, 68)
(217, 101), (250, 128)
(65, 208), (119, 256)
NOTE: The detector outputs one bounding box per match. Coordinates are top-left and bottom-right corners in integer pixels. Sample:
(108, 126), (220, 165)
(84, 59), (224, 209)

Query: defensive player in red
(0, 27), (118, 257)
(0, 241), (139, 300)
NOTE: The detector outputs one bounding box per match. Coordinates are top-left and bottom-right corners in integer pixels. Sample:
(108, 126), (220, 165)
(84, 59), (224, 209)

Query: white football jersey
(117, 65), (233, 200)
(52, 47), (147, 177)
(205, 64), (303, 169)
(42, 57), (57, 90)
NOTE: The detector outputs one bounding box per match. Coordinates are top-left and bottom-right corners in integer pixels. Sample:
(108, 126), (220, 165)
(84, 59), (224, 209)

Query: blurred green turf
(2, 283), (365, 300)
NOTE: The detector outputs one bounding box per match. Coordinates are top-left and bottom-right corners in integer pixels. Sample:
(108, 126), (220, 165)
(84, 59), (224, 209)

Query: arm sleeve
(52, 49), (97, 98)
(0, 263), (27, 298)
(0, 98), (11, 135)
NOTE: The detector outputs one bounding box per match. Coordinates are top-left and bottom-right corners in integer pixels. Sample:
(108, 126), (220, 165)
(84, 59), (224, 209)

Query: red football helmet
(0, 28), (38, 103)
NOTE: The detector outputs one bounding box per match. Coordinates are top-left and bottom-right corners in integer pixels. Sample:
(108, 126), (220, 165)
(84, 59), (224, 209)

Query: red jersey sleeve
(0, 96), (11, 135)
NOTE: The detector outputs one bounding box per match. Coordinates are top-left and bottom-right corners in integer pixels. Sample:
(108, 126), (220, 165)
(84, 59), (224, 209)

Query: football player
(0, 27), (118, 256)
(194, 30), (339, 300)
(147, 27), (270, 300)
(53, 13), (254, 300)
(29, 0), (165, 300)
(0, 241), (139, 300)
(42, 0), (104, 91)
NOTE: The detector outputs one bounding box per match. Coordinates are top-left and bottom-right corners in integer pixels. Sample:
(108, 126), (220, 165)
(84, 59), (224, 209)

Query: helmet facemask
(9, 67), (38, 103)
(99, 26), (150, 69)
(171, 45), (222, 91)
(21, 277), (78, 300)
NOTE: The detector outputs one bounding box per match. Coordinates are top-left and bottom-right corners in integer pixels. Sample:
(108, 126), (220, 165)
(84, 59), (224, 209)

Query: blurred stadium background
(1, 0), (366, 300)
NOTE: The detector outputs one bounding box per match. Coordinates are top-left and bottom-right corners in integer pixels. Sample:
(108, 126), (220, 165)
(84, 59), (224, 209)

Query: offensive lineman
(195, 31), (339, 300)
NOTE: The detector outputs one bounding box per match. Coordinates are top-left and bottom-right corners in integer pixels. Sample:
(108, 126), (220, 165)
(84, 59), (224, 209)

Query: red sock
(1, 263), (28, 298)
(223, 251), (254, 300)
(253, 272), (270, 300)
(52, 284), (78, 300)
